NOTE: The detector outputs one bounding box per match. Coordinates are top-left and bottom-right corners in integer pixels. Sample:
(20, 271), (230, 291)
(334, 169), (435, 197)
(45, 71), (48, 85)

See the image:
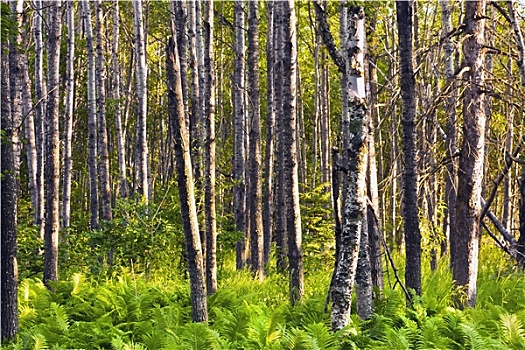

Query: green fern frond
(302, 322), (337, 350)
(50, 302), (70, 331)
(32, 333), (48, 350)
(177, 322), (220, 350)
(280, 327), (311, 350)
(499, 313), (525, 349)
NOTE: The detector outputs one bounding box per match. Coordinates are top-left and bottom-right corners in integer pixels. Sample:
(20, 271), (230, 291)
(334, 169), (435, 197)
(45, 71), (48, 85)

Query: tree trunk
(274, 1), (288, 273)
(83, 1), (100, 231)
(167, 35), (208, 323)
(132, 0), (149, 203)
(95, 0), (112, 222)
(33, 0), (47, 234)
(233, 0), (247, 270)
(282, 0), (304, 306)
(367, 42), (384, 292)
(1, 4), (22, 338)
(396, 0), (421, 297)
(203, 0), (218, 295)
(453, 0), (487, 308)
(43, 0), (62, 285)
(112, 0), (128, 198)
(62, 0), (75, 229)
(263, 1), (276, 266)
(247, 0), (264, 279)
(189, 0), (203, 184)
(440, 0), (457, 258)
(330, 6), (369, 331)
(18, 2), (38, 226)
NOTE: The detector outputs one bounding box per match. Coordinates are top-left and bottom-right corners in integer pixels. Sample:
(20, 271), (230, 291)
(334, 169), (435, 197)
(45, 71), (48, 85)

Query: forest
(2, 0), (525, 348)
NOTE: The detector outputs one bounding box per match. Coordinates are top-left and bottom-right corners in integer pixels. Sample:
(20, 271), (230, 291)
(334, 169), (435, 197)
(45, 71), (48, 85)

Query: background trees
(2, 0), (525, 342)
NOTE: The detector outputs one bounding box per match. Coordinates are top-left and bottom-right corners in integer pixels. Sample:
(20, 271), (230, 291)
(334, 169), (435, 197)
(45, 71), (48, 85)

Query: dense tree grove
(2, 0), (525, 345)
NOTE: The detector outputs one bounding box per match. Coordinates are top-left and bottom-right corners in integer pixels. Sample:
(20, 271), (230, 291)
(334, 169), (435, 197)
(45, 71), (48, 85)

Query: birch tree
(62, 0), (75, 229)
(453, 0), (487, 307)
(83, 1), (100, 230)
(282, 0), (304, 306)
(43, 0), (62, 285)
(167, 33), (208, 323)
(132, 0), (149, 203)
(330, 6), (369, 330)
(112, 0), (128, 198)
(233, 0), (247, 270)
(247, 0), (264, 279)
(95, 0), (112, 222)
(204, 0), (218, 294)
(33, 0), (46, 233)
(263, 1), (275, 266)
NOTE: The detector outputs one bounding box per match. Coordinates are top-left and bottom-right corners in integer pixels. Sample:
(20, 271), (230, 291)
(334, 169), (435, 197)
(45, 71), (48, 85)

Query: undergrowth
(5, 245), (525, 349)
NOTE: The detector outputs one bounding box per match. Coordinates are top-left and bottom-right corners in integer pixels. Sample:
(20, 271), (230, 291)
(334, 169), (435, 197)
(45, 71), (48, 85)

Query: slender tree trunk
(233, 0), (247, 270)
(95, 0), (112, 222)
(132, 0), (149, 204)
(274, 1), (288, 273)
(62, 0), (75, 229)
(203, 0), (218, 294)
(367, 40), (384, 292)
(263, 1), (276, 266)
(507, 0), (525, 85)
(167, 34), (208, 323)
(18, 3), (38, 225)
(247, 0), (264, 279)
(83, 1), (100, 231)
(33, 0), (47, 234)
(189, 0), (203, 184)
(440, 0), (457, 258)
(453, 0), (487, 308)
(282, 0), (304, 306)
(330, 6), (369, 330)
(396, 0), (421, 297)
(1, 3), (22, 338)
(113, 0), (128, 198)
(43, 0), (62, 285)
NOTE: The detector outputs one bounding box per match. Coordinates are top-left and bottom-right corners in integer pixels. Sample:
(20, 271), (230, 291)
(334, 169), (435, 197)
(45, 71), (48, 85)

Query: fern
(499, 313), (525, 349)
(303, 322), (337, 350)
(176, 322), (221, 350)
(33, 333), (48, 350)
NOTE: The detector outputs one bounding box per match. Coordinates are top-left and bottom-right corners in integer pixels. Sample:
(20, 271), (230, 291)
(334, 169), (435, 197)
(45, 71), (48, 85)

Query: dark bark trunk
(167, 36), (208, 322)
(43, 0), (62, 285)
(396, 0), (421, 297)
(1, 15), (20, 341)
(247, 0), (264, 279)
(263, 1), (275, 267)
(282, 0), (304, 306)
(203, 0), (218, 295)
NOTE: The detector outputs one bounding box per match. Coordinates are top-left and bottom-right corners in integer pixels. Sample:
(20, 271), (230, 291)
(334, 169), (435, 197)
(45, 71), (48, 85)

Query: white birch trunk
(62, 0), (75, 229)
(330, 6), (368, 330)
(95, 0), (112, 222)
(112, 0), (128, 198)
(33, 0), (47, 233)
(132, 0), (149, 204)
(83, 1), (100, 230)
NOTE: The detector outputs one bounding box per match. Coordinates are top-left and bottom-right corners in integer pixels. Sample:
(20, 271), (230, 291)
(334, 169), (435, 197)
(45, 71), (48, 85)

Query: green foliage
(7, 255), (525, 350)
(300, 183), (335, 269)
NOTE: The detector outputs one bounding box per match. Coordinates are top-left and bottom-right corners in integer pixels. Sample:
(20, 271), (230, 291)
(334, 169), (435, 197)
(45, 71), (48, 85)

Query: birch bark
(62, 0), (75, 229)
(167, 34), (208, 323)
